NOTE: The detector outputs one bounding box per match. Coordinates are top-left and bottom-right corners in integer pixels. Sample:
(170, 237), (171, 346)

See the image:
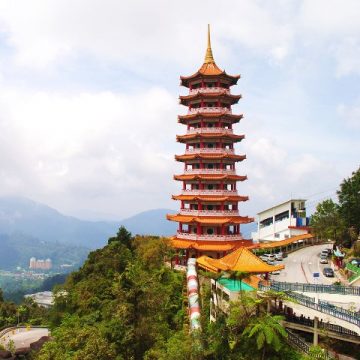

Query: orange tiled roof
(178, 113), (243, 123)
(175, 153), (246, 162)
(172, 195), (249, 202)
(176, 133), (245, 142)
(179, 92), (241, 105)
(174, 174), (247, 181)
(171, 238), (252, 251)
(167, 213), (254, 225)
(180, 26), (240, 86)
(255, 233), (314, 249)
(197, 247), (285, 273)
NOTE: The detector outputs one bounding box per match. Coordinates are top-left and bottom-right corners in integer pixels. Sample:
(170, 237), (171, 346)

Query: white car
(275, 252), (283, 261)
(320, 257), (328, 264)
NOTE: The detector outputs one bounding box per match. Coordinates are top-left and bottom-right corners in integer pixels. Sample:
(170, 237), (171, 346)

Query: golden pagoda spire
(204, 24), (215, 64)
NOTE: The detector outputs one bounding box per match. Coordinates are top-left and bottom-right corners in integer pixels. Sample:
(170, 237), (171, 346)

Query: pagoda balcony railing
(188, 107), (232, 115)
(189, 87), (230, 95)
(184, 168), (236, 175)
(179, 209), (239, 216)
(186, 127), (233, 135)
(181, 189), (238, 196)
(185, 148), (235, 154)
(176, 232), (243, 241)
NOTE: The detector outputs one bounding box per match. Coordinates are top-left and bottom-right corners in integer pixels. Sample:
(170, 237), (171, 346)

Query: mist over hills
(0, 196), (256, 269)
(0, 197), (177, 249)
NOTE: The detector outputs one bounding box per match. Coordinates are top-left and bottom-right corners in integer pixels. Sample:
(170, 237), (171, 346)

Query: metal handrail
(283, 313), (359, 338)
(266, 280), (360, 296)
(285, 329), (332, 359)
(259, 284), (360, 327)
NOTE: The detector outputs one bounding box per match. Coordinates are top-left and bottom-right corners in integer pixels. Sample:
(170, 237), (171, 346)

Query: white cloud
(0, 0), (296, 69)
(0, 86), (181, 217)
(337, 100), (360, 129)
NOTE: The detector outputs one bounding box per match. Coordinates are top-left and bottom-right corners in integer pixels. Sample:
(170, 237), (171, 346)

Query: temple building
(167, 26), (253, 263)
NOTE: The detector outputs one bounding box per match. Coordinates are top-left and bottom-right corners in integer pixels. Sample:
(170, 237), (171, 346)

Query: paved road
(271, 244), (334, 284)
(0, 328), (49, 349)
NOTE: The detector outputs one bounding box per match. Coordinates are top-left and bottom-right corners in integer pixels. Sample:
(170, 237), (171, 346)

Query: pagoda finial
(204, 24), (215, 64)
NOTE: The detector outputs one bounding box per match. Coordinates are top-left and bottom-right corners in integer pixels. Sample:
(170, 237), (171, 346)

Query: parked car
(323, 267), (334, 277)
(275, 252), (283, 261)
(271, 269), (281, 275)
(321, 249), (329, 257)
(261, 253), (275, 261)
(320, 257), (328, 264)
(267, 260), (275, 266)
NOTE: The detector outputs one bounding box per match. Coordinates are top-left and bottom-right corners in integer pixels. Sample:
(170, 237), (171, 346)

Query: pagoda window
(207, 205), (214, 210)
(207, 143), (214, 148)
(207, 228), (214, 235)
(207, 164), (214, 169)
(208, 123), (213, 128)
(207, 184), (214, 190)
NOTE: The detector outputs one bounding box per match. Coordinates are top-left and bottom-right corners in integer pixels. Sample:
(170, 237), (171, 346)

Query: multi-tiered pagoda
(167, 26), (253, 264)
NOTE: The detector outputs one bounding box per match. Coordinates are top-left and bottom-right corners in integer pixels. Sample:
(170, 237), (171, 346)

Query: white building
(25, 291), (54, 308)
(252, 199), (310, 242)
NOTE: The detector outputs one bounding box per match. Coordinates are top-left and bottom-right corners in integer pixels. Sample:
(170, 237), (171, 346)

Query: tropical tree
(227, 271), (251, 303)
(310, 199), (346, 242)
(243, 313), (287, 360)
(258, 289), (289, 313)
(338, 167), (360, 242)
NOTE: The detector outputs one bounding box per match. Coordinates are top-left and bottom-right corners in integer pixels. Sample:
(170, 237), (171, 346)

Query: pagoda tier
(174, 174), (247, 181)
(167, 26), (253, 263)
(175, 153), (246, 162)
(177, 133), (245, 143)
(172, 195), (249, 202)
(178, 112), (243, 124)
(179, 92), (242, 106)
(167, 214), (252, 225)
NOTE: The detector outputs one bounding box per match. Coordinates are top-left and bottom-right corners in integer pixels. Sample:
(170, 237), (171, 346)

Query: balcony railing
(189, 87), (231, 95)
(185, 148), (235, 154)
(184, 168), (236, 175)
(177, 232), (243, 241)
(188, 107), (232, 115)
(186, 127), (233, 135)
(181, 189), (238, 195)
(179, 209), (239, 217)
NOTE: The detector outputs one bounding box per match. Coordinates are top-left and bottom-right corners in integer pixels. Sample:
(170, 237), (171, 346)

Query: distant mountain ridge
(0, 196), (178, 249)
(0, 196), (256, 250)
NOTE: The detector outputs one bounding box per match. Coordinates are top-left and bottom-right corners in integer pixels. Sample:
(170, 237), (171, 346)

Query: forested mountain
(0, 197), (177, 248)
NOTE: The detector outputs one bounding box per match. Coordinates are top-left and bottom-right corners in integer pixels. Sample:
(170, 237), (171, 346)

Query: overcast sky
(0, 0), (359, 220)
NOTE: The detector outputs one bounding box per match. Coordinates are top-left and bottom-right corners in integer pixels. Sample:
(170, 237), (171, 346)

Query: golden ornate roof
(171, 238), (252, 251)
(197, 247), (285, 273)
(180, 25), (240, 86)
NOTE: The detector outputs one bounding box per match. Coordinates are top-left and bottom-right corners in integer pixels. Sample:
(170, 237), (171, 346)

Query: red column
(221, 225), (225, 235)
(197, 224), (201, 235)
(179, 223), (183, 232)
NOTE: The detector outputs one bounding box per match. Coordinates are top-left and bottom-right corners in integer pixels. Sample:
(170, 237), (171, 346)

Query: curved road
(273, 244), (334, 284)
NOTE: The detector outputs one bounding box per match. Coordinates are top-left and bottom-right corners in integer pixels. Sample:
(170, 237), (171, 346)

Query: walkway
(0, 327), (49, 349)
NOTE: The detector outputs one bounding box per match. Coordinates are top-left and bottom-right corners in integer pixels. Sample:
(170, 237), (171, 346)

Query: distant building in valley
(25, 291), (54, 308)
(29, 257), (52, 270)
(251, 199), (310, 242)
